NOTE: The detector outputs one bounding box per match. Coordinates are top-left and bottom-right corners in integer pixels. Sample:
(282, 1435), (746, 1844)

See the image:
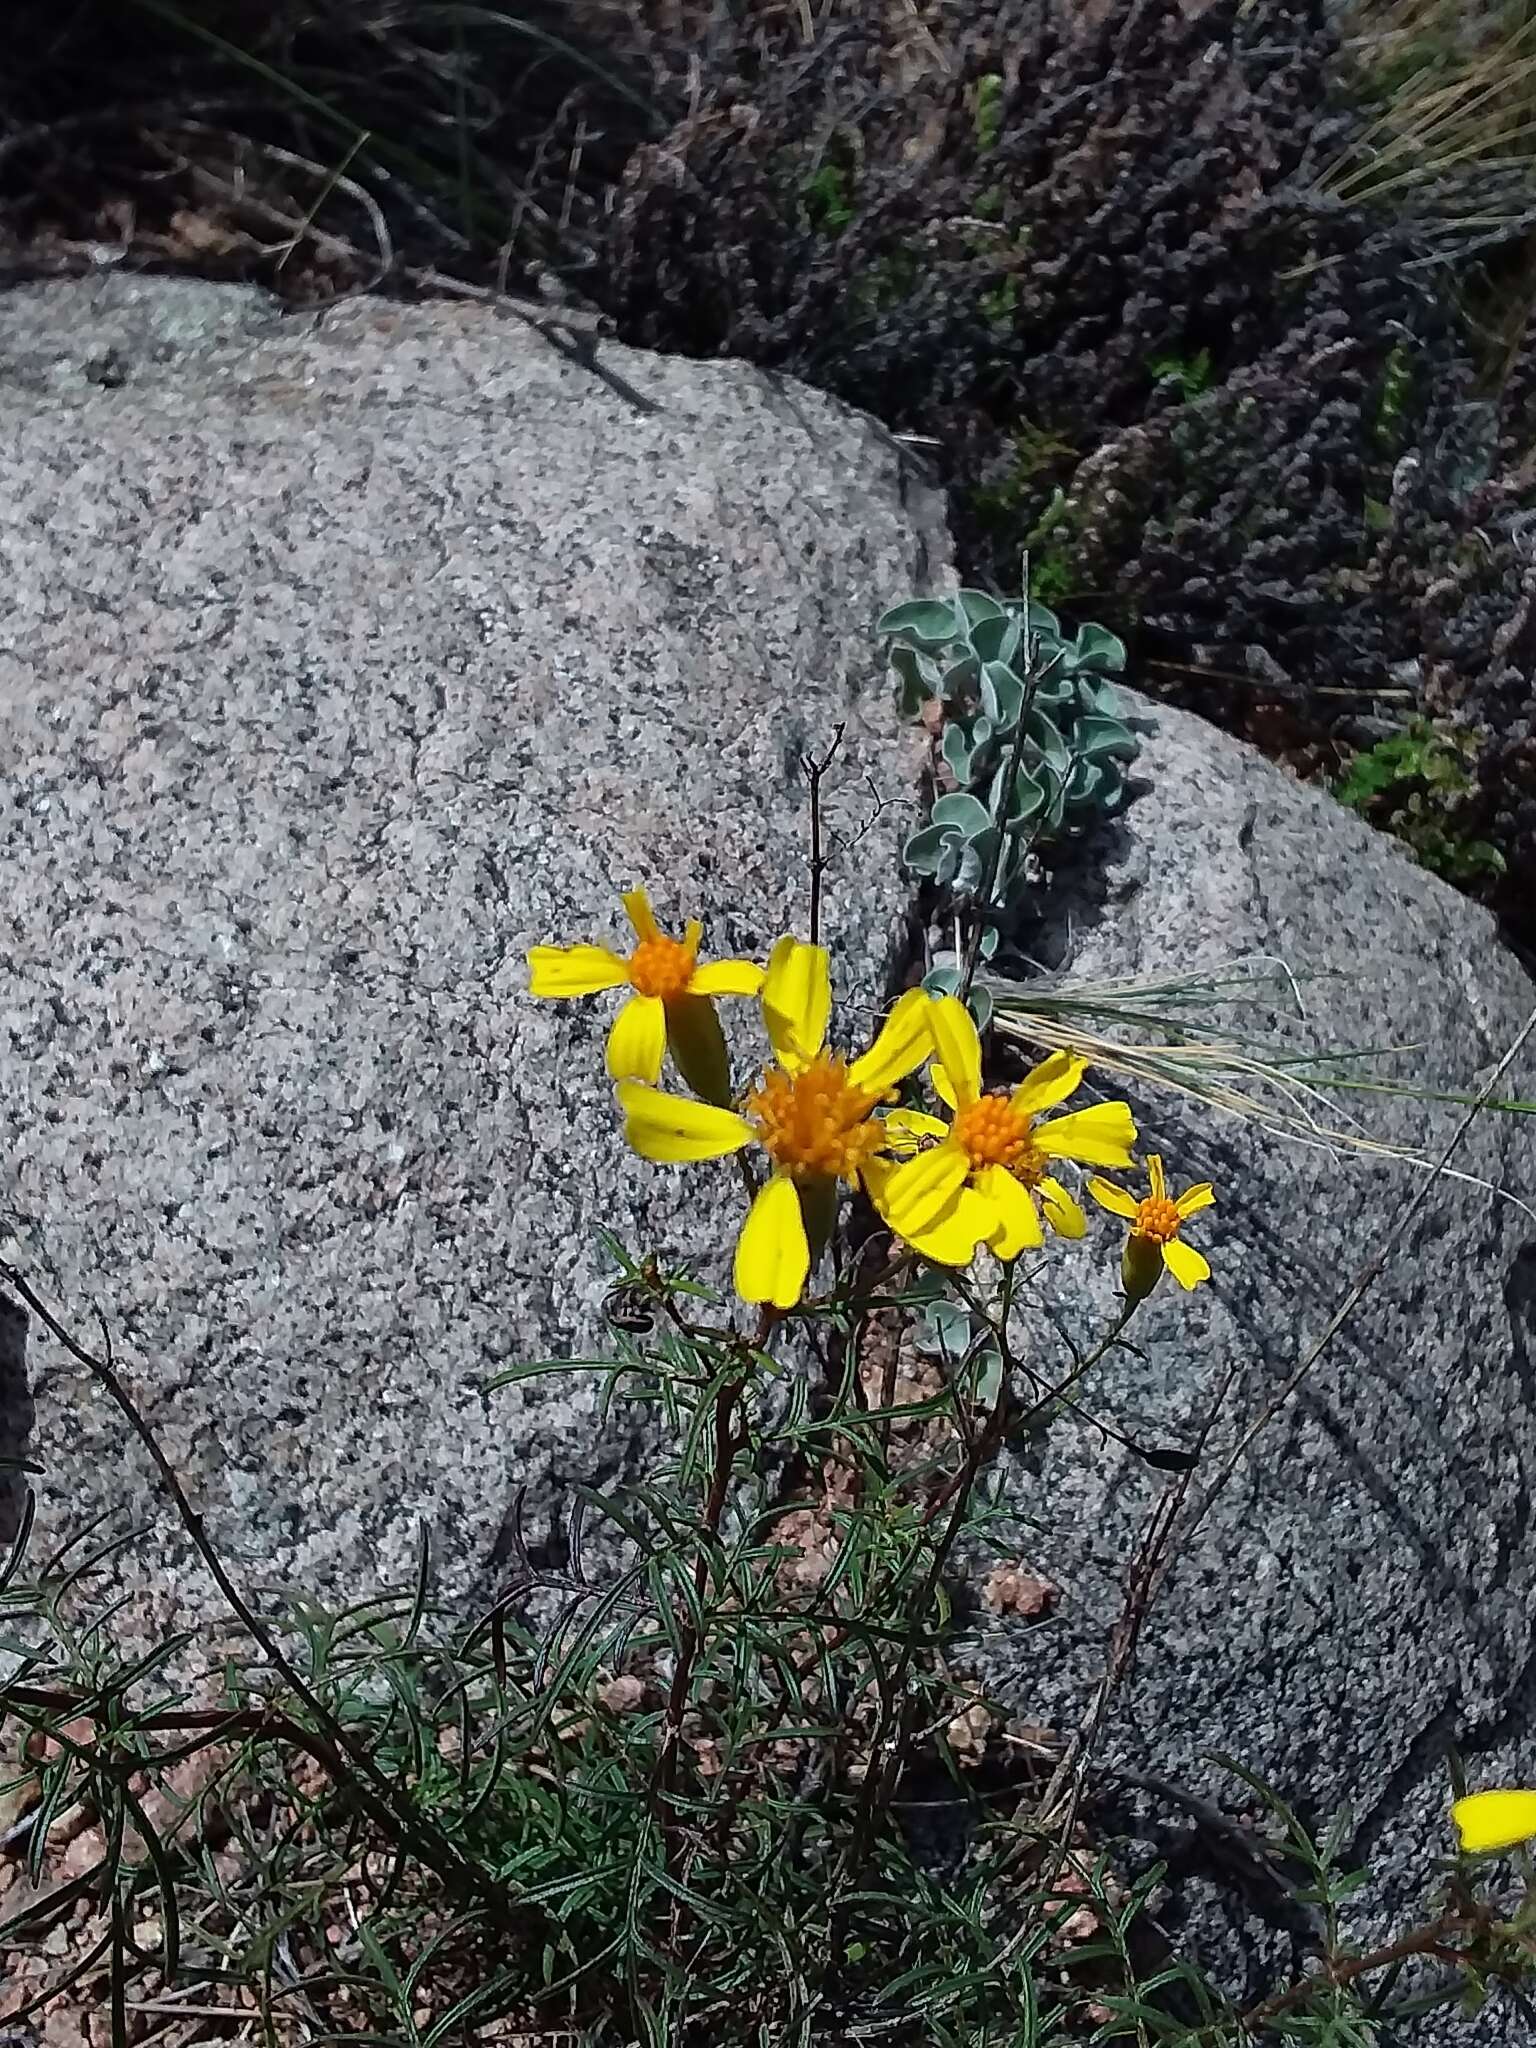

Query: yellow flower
(618, 937), (932, 1310)
(865, 996), (1138, 1267)
(1452, 1789), (1536, 1855)
(1086, 1154), (1214, 1300)
(527, 888), (763, 1102)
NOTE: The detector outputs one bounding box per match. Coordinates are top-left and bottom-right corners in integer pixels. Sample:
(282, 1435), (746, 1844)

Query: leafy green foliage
(1333, 721), (1506, 884)
(801, 156), (855, 235)
(1147, 347), (1214, 399)
(884, 585), (1140, 940)
(972, 72), (1005, 154)
(0, 1248), (1158, 2044)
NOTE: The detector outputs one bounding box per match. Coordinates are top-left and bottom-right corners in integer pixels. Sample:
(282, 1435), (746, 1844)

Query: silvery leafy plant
(881, 588), (1140, 1011)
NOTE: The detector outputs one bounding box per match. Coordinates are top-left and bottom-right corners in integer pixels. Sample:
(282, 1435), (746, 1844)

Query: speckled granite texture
(969, 693), (1536, 2013)
(0, 275), (940, 1641)
(5, 274), (1536, 2040)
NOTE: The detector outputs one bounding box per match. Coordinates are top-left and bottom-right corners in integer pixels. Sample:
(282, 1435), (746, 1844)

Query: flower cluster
(529, 893), (1215, 1311)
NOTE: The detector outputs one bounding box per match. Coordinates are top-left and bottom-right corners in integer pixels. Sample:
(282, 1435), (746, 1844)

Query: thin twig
(1182, 999), (1536, 1548)
(0, 1269), (517, 1925)
(801, 723), (846, 949)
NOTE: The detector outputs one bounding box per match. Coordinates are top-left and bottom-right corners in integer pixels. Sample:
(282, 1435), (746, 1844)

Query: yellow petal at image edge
(849, 987), (935, 1091)
(1013, 1049), (1087, 1116)
(1161, 1237), (1211, 1290)
(1453, 1790), (1536, 1854)
(605, 993), (667, 1083)
(617, 1083), (755, 1163)
(762, 936), (831, 1069)
(976, 1163), (1043, 1259)
(1085, 1174), (1139, 1220)
(689, 958), (766, 997)
(926, 996), (984, 1107)
(1036, 1101), (1137, 1168)
(527, 943), (629, 997)
(734, 1172), (811, 1308)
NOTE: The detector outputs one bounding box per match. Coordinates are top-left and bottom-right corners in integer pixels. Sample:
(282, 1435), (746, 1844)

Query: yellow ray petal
(932, 1062), (959, 1111)
(901, 1184), (996, 1267)
(689, 958), (766, 997)
(874, 1140), (970, 1237)
(621, 889), (660, 943)
(762, 935), (830, 1070)
(733, 1172), (811, 1309)
(1037, 1174), (1086, 1240)
(1085, 1174), (1139, 1220)
(1036, 1101), (1137, 1169)
(527, 943), (629, 997)
(849, 987), (935, 1092)
(1012, 1049), (1086, 1116)
(1176, 1181), (1216, 1219)
(1161, 1237), (1211, 1291)
(1453, 1790), (1536, 1855)
(618, 1082), (755, 1163)
(605, 993), (666, 1083)
(928, 996), (983, 1106)
(1148, 1153), (1167, 1201)
(977, 1164), (1043, 1260)
(880, 1107), (951, 1154)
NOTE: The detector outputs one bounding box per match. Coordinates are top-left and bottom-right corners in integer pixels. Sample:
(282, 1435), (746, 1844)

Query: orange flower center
(1132, 1195), (1182, 1245)
(952, 1091), (1046, 1184)
(627, 934), (695, 1002)
(748, 1056), (888, 1182)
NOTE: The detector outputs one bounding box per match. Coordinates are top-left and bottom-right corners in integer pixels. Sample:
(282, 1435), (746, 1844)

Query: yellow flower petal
(618, 1082), (755, 1163)
(1148, 1153), (1167, 1202)
(733, 1172), (811, 1309)
(1036, 1101), (1137, 1169)
(875, 1140), (971, 1237)
(605, 993), (666, 1083)
(1176, 1181), (1216, 1219)
(1453, 1790), (1536, 1855)
(932, 1062), (960, 1111)
(880, 1107), (951, 1154)
(1086, 1174), (1139, 1220)
(762, 936), (830, 1071)
(1161, 1237), (1211, 1291)
(688, 958), (766, 997)
(1037, 1174), (1087, 1239)
(527, 943), (629, 997)
(899, 1184), (996, 1267)
(927, 996), (983, 1107)
(977, 1164), (1043, 1260)
(1012, 1049), (1087, 1116)
(849, 987), (935, 1092)
(621, 889), (660, 943)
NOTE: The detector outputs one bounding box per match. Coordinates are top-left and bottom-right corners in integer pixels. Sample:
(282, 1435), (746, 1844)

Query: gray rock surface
(967, 693), (1536, 2028)
(0, 274), (940, 1641)
(4, 271), (1535, 2040)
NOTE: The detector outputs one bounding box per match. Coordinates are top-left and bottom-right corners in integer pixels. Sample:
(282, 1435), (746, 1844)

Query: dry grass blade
(988, 960), (1535, 1220)
(1330, 0), (1536, 211)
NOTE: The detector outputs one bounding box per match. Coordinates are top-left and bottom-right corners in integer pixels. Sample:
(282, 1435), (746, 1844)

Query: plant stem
(0, 1270), (516, 1925)
(1234, 1910), (1476, 2034)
